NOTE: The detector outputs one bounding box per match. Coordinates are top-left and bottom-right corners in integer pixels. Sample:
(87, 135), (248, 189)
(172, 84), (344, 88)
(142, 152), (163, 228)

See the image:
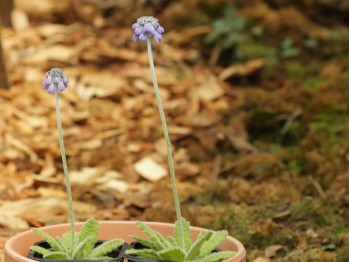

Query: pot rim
(5, 220), (246, 262)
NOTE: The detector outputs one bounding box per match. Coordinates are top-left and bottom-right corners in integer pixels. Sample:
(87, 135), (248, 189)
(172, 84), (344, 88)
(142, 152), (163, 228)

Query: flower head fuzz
(42, 68), (69, 94)
(132, 16), (164, 42)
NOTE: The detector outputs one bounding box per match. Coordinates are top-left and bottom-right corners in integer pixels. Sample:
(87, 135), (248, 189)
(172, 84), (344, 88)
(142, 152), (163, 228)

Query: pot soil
(28, 240), (128, 262)
(5, 221), (246, 262)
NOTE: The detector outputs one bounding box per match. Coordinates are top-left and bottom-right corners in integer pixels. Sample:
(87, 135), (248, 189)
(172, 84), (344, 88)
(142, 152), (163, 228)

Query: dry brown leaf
(15, 0), (72, 15)
(265, 245), (284, 259)
(0, 198), (94, 230)
(189, 76), (224, 101)
(11, 9), (30, 31)
(179, 111), (220, 127)
(253, 258), (270, 262)
(225, 127), (256, 152)
(219, 59), (266, 81)
(23, 45), (77, 65)
(76, 73), (127, 100)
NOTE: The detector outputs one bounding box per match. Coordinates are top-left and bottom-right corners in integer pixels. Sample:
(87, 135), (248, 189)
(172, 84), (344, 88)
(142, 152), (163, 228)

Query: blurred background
(0, 0), (348, 261)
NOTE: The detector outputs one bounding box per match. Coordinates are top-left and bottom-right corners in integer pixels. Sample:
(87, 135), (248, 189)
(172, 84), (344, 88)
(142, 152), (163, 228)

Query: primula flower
(132, 16), (164, 42)
(42, 68), (69, 94)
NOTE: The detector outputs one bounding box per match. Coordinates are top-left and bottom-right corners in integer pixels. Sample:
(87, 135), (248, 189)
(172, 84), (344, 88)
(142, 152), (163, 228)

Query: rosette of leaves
(30, 218), (124, 260)
(126, 217), (236, 262)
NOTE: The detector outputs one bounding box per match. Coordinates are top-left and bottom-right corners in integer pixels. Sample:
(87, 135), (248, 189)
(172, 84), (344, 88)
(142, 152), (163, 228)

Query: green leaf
(78, 218), (99, 256)
(31, 228), (63, 252)
(158, 247), (185, 261)
(175, 217), (191, 252)
(56, 237), (71, 258)
(168, 236), (177, 247)
(44, 251), (67, 260)
(72, 237), (93, 259)
(130, 235), (155, 249)
(61, 231), (79, 255)
(30, 245), (53, 257)
(185, 230), (212, 260)
(198, 230), (228, 258)
(136, 221), (170, 251)
(199, 251), (236, 262)
(126, 248), (161, 259)
(87, 239), (124, 258)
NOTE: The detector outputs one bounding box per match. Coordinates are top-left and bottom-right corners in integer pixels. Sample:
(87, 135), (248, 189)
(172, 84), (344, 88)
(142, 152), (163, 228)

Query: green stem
(55, 87), (75, 247)
(146, 37), (185, 249)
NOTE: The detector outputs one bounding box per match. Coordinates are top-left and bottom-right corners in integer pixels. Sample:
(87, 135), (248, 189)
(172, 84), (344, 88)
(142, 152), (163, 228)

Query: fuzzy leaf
(61, 231), (79, 255)
(158, 247), (185, 261)
(155, 231), (172, 249)
(87, 239), (123, 258)
(78, 218), (99, 256)
(130, 235), (155, 249)
(175, 217), (191, 252)
(44, 251), (67, 260)
(198, 230), (228, 258)
(126, 248), (161, 259)
(30, 245), (53, 257)
(185, 230), (212, 260)
(31, 228), (63, 252)
(136, 221), (170, 251)
(56, 237), (71, 258)
(168, 236), (178, 247)
(72, 237), (93, 259)
(203, 251), (236, 262)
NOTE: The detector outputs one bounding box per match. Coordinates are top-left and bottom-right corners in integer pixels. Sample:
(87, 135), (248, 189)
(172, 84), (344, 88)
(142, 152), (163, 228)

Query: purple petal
(132, 34), (139, 42)
(154, 32), (162, 42)
(135, 27), (142, 35)
(156, 26), (164, 34)
(139, 33), (147, 41)
(132, 23), (138, 29)
(42, 78), (51, 89)
(144, 24), (154, 34)
(137, 18), (145, 25)
(48, 84), (56, 94)
(58, 82), (66, 92)
(153, 21), (159, 28)
(63, 77), (69, 87)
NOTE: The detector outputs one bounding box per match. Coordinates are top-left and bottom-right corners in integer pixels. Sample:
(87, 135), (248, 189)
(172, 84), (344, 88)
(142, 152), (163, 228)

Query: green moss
(289, 197), (315, 222)
(283, 61), (308, 78)
(336, 240), (349, 262)
(302, 76), (325, 90)
(236, 41), (276, 60)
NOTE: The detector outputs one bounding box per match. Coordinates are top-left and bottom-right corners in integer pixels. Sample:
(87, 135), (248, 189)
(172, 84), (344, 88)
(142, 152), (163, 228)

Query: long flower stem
(55, 88), (75, 246)
(146, 38), (185, 249)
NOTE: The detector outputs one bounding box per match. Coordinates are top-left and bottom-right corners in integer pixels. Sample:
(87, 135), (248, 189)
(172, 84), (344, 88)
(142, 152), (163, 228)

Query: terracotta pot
(5, 221), (246, 262)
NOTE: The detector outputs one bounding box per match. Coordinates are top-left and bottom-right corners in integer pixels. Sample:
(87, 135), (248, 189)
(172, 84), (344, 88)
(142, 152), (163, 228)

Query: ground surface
(0, 0), (348, 261)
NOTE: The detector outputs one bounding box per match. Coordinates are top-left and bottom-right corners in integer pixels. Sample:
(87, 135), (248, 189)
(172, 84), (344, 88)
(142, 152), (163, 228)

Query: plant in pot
(124, 16), (246, 262)
(5, 68), (126, 262)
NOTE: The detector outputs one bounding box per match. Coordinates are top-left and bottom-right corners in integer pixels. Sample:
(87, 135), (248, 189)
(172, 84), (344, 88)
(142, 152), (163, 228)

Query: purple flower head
(132, 16), (164, 42)
(42, 68), (69, 94)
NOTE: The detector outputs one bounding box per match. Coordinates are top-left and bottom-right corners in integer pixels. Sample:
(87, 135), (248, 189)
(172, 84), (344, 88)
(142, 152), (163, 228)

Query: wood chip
(134, 157), (167, 182)
(101, 179), (129, 193)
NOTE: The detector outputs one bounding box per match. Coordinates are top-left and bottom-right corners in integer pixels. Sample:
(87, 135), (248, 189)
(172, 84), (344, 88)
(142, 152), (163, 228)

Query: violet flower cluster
(132, 16), (164, 42)
(42, 68), (69, 94)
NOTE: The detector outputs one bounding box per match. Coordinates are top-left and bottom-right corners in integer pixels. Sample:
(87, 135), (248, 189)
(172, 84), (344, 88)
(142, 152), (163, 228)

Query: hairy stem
(146, 37), (184, 249)
(55, 87), (75, 247)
